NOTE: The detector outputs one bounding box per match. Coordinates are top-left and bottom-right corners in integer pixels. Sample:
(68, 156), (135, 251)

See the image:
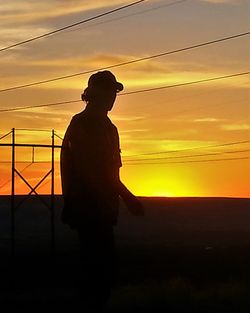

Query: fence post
(51, 129), (55, 255)
(11, 128), (15, 257)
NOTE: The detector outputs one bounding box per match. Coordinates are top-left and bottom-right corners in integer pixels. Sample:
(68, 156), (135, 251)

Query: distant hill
(0, 195), (249, 255)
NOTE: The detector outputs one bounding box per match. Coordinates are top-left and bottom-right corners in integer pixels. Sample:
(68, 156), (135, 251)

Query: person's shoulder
(71, 110), (87, 122)
(70, 111), (89, 127)
(64, 112), (87, 137)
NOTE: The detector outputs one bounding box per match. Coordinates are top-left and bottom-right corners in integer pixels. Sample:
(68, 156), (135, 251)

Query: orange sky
(0, 0), (249, 197)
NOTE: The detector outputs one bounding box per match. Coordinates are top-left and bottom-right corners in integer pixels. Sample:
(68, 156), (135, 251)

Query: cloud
(0, 27), (52, 49)
(111, 114), (145, 121)
(120, 129), (149, 133)
(200, 0), (239, 3)
(0, 1), (130, 26)
(120, 138), (218, 155)
(0, 52), (168, 88)
(221, 123), (250, 131)
(1, 43), (249, 90)
(193, 117), (222, 122)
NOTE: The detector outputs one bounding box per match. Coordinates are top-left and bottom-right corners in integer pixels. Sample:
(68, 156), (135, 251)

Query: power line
(124, 156), (250, 165)
(121, 72), (250, 95)
(1, 155), (250, 166)
(0, 163), (33, 190)
(0, 71), (248, 113)
(124, 149), (250, 162)
(0, 141), (249, 163)
(124, 140), (250, 158)
(0, 140), (248, 162)
(1, 149), (249, 165)
(55, 0), (189, 37)
(0, 31), (249, 93)
(0, 0), (145, 53)
(0, 100), (80, 113)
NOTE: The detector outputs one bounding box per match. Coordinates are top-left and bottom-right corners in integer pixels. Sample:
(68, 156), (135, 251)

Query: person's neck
(85, 104), (108, 117)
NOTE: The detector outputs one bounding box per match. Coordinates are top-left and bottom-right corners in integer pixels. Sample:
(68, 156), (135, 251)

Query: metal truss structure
(0, 128), (63, 256)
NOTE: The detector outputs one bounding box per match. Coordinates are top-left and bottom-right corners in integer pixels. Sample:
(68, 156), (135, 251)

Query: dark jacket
(60, 109), (122, 228)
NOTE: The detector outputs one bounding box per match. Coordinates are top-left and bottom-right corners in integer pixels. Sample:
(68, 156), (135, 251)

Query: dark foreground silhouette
(0, 196), (249, 312)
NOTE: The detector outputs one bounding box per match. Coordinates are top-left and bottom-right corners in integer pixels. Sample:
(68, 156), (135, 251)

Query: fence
(0, 128), (63, 256)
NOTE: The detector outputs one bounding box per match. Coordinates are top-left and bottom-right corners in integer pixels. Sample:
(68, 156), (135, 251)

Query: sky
(0, 0), (249, 197)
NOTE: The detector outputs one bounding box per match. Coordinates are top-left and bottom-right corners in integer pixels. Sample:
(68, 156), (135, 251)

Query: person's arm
(117, 179), (144, 216)
(60, 128), (73, 199)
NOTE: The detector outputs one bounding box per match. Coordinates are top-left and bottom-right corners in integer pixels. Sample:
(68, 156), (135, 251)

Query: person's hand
(123, 194), (144, 216)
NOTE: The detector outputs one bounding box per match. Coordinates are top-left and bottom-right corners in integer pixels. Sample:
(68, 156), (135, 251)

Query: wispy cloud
(0, 1), (128, 25)
(1, 44), (249, 90)
(111, 114), (145, 121)
(120, 138), (218, 155)
(193, 117), (222, 122)
(221, 123), (250, 131)
(200, 0), (239, 4)
(0, 27), (52, 49)
(120, 129), (149, 133)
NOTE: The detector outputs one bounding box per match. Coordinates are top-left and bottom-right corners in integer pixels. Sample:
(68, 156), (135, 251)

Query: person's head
(81, 71), (124, 111)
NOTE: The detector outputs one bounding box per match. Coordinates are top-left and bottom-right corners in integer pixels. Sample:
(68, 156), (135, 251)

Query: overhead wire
(0, 156), (249, 167)
(143, 95), (249, 121)
(0, 162), (33, 190)
(0, 0), (145, 53)
(120, 72), (250, 96)
(123, 156), (250, 165)
(0, 151), (249, 165)
(0, 31), (249, 93)
(52, 0), (189, 37)
(0, 71), (249, 113)
(123, 149), (250, 162)
(1, 140), (249, 162)
(123, 140), (250, 157)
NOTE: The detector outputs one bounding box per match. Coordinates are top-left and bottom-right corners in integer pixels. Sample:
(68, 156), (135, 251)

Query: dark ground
(0, 196), (250, 312)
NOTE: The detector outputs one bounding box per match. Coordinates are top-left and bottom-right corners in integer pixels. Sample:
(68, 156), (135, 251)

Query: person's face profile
(97, 87), (117, 111)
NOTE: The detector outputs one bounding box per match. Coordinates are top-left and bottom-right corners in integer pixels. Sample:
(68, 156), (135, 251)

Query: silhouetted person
(60, 71), (144, 310)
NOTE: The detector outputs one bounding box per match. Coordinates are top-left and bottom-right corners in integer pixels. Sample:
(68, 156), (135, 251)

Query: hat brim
(116, 82), (124, 92)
